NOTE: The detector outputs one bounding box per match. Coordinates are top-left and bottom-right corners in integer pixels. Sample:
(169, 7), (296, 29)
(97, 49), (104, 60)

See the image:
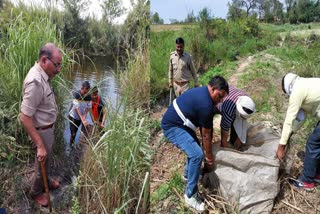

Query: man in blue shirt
(162, 75), (229, 213)
(68, 81), (91, 147)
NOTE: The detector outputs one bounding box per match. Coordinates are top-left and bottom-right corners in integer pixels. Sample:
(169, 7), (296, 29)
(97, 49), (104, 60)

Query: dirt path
(229, 56), (255, 86)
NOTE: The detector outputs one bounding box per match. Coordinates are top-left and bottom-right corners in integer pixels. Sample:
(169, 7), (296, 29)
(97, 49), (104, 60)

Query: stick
(169, 87), (173, 106)
(40, 161), (52, 212)
(281, 200), (304, 213)
(172, 187), (183, 201)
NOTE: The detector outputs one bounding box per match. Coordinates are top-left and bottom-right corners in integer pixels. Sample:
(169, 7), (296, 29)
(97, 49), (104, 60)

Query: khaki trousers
(173, 82), (189, 97)
(30, 127), (55, 196)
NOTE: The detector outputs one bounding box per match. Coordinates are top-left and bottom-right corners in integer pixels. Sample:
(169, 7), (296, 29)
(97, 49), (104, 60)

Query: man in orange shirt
(91, 86), (106, 128)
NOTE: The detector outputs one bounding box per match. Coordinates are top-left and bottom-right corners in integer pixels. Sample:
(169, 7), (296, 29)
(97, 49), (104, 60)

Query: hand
(99, 122), (105, 128)
(37, 144), (47, 162)
(276, 144), (286, 161)
(204, 156), (214, 173)
(83, 120), (89, 127)
(234, 139), (242, 150)
(169, 83), (173, 88)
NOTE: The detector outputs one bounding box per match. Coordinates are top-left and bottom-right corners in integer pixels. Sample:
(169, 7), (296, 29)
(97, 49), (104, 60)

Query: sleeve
(279, 89), (305, 145)
(87, 100), (92, 109)
(21, 81), (43, 117)
(72, 91), (80, 108)
(168, 56), (173, 84)
(73, 99), (80, 108)
(86, 95), (92, 108)
(292, 109), (305, 132)
(220, 100), (236, 131)
(188, 55), (198, 84)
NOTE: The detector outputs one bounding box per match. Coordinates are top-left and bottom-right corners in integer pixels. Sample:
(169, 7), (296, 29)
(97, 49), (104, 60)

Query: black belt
(36, 123), (54, 130)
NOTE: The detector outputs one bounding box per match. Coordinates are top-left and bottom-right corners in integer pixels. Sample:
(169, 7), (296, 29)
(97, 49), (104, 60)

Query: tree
(101, 0), (125, 24)
(63, 0), (90, 49)
(198, 7), (212, 28)
(256, 0), (284, 22)
(241, 0), (257, 17)
(185, 10), (197, 23)
(227, 0), (246, 20)
(197, 7), (214, 40)
(151, 12), (163, 24)
(285, 0), (296, 14)
(288, 1), (298, 23)
(122, 0), (149, 51)
(297, 0), (316, 22)
(169, 18), (180, 24)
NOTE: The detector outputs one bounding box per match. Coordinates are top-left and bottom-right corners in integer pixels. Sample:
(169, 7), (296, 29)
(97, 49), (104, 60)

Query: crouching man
(161, 75), (229, 212)
(276, 73), (320, 191)
(217, 85), (256, 150)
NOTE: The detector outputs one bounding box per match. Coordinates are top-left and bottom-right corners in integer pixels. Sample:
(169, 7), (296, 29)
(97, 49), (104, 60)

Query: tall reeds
(78, 32), (151, 212)
(79, 105), (151, 213)
(77, 10), (151, 209)
(0, 6), (64, 143)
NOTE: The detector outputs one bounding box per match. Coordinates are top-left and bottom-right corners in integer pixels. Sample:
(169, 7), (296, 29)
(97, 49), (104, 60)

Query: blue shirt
(162, 86), (217, 131)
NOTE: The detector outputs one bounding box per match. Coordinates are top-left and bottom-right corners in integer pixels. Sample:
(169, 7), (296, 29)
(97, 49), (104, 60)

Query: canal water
(63, 56), (120, 147)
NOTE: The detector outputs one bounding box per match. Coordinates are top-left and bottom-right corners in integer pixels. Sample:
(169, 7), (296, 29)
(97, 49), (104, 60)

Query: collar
(175, 51), (185, 57)
(34, 62), (49, 82)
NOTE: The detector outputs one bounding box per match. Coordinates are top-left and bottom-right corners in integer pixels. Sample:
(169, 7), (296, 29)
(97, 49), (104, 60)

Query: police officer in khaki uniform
(20, 43), (62, 207)
(169, 37), (199, 97)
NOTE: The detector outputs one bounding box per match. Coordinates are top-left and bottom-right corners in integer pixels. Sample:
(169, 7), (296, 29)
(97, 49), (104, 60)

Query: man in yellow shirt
(276, 73), (320, 191)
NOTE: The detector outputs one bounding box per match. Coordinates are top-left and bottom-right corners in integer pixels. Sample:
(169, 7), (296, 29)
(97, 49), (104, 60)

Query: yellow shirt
(21, 62), (58, 127)
(280, 77), (320, 145)
(168, 51), (198, 84)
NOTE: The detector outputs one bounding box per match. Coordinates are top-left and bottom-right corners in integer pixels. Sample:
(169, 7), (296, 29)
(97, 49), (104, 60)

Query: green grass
(199, 61), (237, 86)
(151, 172), (186, 209)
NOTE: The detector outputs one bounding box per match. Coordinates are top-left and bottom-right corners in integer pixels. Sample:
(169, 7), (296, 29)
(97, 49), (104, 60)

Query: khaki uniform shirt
(168, 51), (198, 84)
(280, 77), (320, 145)
(21, 62), (58, 127)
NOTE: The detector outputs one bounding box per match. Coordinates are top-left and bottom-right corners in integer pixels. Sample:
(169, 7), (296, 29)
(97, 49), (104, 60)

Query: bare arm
(201, 127), (214, 166)
(75, 107), (88, 125)
(221, 129), (229, 148)
(20, 113), (47, 161)
(101, 108), (107, 127)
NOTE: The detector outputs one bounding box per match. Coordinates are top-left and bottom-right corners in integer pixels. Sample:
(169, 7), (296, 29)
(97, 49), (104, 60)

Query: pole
(40, 161), (52, 212)
(169, 58), (174, 106)
(169, 87), (173, 106)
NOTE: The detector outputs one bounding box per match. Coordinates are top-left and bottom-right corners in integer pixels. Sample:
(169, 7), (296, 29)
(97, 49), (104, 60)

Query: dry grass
(151, 24), (197, 32)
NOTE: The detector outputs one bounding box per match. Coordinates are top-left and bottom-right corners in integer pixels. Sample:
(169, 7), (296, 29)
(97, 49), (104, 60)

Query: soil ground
(0, 141), (87, 213)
